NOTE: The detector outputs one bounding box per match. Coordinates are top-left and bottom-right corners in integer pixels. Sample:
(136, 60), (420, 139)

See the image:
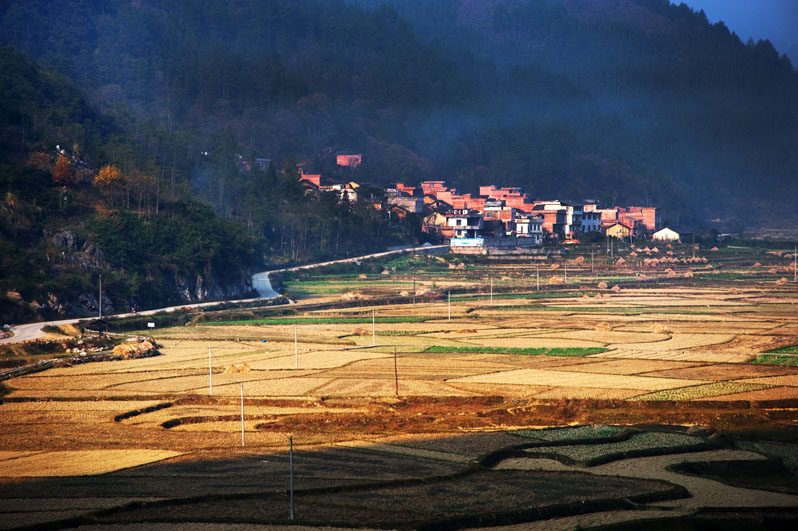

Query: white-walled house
(515, 214), (544, 245)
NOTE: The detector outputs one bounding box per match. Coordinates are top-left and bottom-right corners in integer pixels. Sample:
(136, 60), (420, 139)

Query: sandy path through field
(493, 449), (798, 530)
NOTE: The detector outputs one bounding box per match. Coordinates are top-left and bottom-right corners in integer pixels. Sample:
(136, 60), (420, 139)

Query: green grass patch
(207, 316), (435, 326)
(525, 432), (706, 465)
(754, 442), (798, 469)
(631, 382), (769, 401)
(424, 346), (607, 357)
(514, 424), (621, 441)
(752, 354), (798, 367)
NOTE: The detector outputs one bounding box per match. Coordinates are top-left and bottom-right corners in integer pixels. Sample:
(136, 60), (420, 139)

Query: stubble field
(1, 242), (797, 529)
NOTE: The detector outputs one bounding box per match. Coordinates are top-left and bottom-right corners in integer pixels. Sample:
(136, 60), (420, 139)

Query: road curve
(1, 244), (447, 344)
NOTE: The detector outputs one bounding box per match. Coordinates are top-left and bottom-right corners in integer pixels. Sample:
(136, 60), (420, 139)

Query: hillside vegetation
(2, 0), (796, 223)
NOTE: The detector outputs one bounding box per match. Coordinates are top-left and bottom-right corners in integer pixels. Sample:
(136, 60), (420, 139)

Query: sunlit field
(1, 242), (797, 529)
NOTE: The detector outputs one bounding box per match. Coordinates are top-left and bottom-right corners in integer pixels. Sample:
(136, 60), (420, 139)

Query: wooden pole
(208, 344), (213, 396)
(490, 278), (493, 304)
(448, 291), (451, 321)
(372, 310), (375, 346)
(294, 326), (298, 369)
(536, 264), (539, 291)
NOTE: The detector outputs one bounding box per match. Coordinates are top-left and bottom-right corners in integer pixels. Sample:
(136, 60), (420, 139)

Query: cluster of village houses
(299, 154), (679, 253)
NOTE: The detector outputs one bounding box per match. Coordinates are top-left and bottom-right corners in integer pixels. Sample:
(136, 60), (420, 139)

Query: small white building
(515, 214), (543, 245)
(446, 209), (483, 238)
(652, 227), (680, 242)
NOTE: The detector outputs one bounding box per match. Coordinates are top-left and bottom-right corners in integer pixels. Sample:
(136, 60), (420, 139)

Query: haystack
(381, 269), (391, 275)
(616, 257), (625, 265)
(223, 363), (251, 374)
(684, 271), (694, 278)
(550, 263), (560, 270)
(572, 256), (585, 265)
(611, 285), (621, 293)
(112, 340), (157, 359)
(651, 323), (670, 334)
(711, 247), (719, 251)
(638, 274), (649, 281)
(359, 274), (367, 279)
(457, 262), (465, 269)
(776, 277), (788, 285)
(597, 281), (608, 289)
(448, 263), (456, 269)
(753, 262), (762, 267)
(629, 251), (638, 257)
(549, 276), (564, 285)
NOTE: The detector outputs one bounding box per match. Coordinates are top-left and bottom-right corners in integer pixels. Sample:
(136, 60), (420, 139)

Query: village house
(336, 152), (362, 167)
(515, 213), (544, 244)
(606, 222), (633, 239)
(385, 184), (425, 213)
(446, 209), (484, 239)
(532, 204), (567, 240)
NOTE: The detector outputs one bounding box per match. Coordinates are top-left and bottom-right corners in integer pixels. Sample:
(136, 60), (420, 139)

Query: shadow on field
(3, 425), (798, 530)
(0, 430), (687, 530)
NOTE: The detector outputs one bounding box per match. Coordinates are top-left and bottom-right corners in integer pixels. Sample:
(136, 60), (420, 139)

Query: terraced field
(1, 243), (797, 529)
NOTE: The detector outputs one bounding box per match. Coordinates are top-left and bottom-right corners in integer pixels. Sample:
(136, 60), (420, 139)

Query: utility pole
(591, 249), (595, 274)
(393, 346), (399, 397)
(564, 260), (567, 284)
(289, 436), (294, 521)
(536, 264), (539, 291)
(490, 278), (493, 304)
(413, 276), (416, 305)
(294, 327), (298, 369)
(208, 344), (213, 396)
(372, 310), (376, 346)
(794, 244), (797, 283)
(240, 383), (245, 447)
(448, 291), (451, 321)
(98, 274), (102, 318)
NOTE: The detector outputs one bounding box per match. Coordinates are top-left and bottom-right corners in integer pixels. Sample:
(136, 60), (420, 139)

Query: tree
(94, 164), (125, 207)
(53, 156), (75, 185)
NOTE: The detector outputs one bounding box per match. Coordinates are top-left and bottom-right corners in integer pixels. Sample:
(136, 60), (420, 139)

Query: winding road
(0, 244), (447, 344)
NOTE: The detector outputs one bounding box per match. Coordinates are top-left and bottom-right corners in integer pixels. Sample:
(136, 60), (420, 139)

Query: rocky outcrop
(173, 272), (254, 304)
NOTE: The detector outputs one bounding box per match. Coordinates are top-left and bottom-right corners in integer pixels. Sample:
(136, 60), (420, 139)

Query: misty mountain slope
(2, 0), (797, 223)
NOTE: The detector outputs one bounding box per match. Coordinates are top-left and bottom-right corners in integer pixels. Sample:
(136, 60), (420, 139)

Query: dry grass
(448, 368), (701, 391)
(0, 450), (183, 476)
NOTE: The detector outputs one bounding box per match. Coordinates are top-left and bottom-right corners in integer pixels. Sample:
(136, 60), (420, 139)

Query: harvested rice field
(1, 246), (798, 529)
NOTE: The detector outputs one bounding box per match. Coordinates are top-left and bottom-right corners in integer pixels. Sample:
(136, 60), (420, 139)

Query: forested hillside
(2, 0), (796, 226)
(1, 0), (797, 321)
(0, 43), (421, 323)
